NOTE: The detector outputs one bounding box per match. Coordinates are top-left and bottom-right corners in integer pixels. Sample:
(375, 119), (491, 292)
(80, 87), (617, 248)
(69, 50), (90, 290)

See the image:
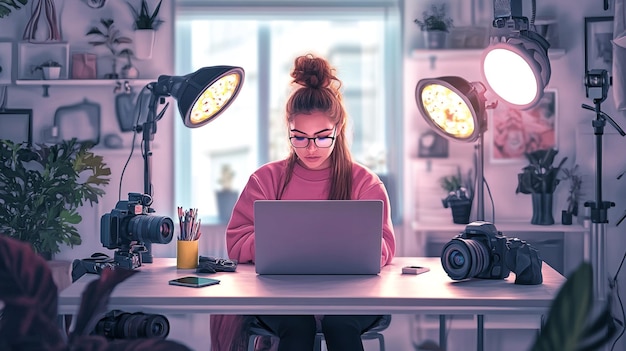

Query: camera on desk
(440, 221), (543, 285)
(100, 192), (174, 269)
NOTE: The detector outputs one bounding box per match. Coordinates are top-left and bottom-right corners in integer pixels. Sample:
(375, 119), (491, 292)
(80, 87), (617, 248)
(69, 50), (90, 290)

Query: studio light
(481, 0), (551, 110)
(138, 65), (245, 263)
(416, 76), (487, 220)
(151, 66), (245, 128)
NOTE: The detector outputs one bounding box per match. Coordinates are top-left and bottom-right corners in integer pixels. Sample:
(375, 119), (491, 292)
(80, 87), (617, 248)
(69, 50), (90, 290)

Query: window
(174, 1), (402, 223)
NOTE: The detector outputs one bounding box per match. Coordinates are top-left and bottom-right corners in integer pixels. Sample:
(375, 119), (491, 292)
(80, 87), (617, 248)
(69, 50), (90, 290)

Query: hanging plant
(0, 0), (29, 19)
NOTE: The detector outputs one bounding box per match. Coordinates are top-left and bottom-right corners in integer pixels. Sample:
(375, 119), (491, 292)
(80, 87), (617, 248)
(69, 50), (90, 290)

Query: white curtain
(613, 0), (626, 109)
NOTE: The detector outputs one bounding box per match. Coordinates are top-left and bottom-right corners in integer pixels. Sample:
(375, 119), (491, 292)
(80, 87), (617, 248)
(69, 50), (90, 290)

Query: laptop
(254, 200), (383, 275)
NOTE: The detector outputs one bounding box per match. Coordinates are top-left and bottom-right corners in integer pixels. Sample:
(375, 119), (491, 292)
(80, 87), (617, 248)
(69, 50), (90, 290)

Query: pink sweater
(226, 159), (395, 265)
(210, 159), (396, 351)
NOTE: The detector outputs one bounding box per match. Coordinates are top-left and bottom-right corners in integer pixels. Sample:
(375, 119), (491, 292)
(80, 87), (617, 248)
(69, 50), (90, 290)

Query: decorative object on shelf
(516, 148), (567, 225)
(439, 166), (474, 224)
(53, 99), (102, 145)
(0, 138), (111, 256)
(86, 18), (133, 79)
(31, 59), (62, 80)
(216, 164), (238, 224)
(115, 80), (138, 132)
(414, 3), (453, 49)
(127, 0), (163, 59)
(119, 48), (139, 78)
(17, 41), (69, 80)
(22, 0), (62, 42)
(0, 108), (33, 145)
(560, 164), (583, 225)
(417, 130), (448, 158)
(71, 53), (97, 79)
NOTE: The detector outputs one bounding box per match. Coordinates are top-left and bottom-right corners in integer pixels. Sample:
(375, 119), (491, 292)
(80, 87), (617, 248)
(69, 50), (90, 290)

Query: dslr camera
(101, 193), (174, 269)
(441, 221), (543, 285)
(93, 309), (169, 340)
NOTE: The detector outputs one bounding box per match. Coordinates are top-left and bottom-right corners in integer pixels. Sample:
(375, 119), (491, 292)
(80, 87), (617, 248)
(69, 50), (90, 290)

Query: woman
(210, 53), (395, 351)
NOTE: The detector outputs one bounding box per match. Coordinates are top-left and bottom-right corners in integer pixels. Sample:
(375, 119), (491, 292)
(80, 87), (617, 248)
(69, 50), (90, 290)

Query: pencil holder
(177, 239), (199, 269)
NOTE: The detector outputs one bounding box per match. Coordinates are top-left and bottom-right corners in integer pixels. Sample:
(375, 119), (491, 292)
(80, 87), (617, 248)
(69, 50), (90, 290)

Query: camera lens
(129, 215), (174, 244)
(94, 310), (170, 340)
(441, 238), (490, 280)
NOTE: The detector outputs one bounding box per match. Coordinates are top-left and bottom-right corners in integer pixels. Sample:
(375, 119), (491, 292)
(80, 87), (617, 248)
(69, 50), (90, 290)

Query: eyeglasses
(289, 129), (336, 148)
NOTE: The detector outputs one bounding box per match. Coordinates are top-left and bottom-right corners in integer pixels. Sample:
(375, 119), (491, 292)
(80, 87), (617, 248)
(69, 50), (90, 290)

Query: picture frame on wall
(0, 109), (33, 145)
(584, 16), (614, 77)
(489, 90), (558, 163)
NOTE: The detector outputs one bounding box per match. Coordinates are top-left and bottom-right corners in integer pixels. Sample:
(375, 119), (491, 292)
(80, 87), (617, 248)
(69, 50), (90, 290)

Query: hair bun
(291, 54), (334, 89)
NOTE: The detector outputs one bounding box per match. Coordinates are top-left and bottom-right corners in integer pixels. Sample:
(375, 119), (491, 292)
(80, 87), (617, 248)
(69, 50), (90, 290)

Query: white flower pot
(134, 29), (156, 60)
(43, 66), (61, 80)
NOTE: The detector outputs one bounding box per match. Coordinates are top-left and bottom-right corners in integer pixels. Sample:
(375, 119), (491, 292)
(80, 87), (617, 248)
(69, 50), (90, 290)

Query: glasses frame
(289, 128), (337, 148)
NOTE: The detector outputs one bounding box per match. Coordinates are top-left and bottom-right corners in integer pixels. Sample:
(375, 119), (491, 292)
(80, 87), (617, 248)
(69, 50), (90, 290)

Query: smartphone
(402, 266), (430, 275)
(168, 276), (221, 288)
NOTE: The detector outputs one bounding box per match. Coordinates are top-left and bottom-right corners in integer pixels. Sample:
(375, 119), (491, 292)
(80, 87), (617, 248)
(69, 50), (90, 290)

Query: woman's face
(289, 111), (336, 170)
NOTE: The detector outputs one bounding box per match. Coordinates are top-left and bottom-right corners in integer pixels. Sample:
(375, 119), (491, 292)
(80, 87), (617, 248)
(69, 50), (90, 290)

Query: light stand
(137, 66), (245, 263)
(582, 69), (625, 299)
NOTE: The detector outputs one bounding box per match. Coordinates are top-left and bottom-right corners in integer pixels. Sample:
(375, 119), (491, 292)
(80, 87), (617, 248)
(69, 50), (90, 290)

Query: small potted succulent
(127, 0), (163, 59)
(414, 3), (454, 49)
(32, 60), (62, 80)
(440, 166), (474, 224)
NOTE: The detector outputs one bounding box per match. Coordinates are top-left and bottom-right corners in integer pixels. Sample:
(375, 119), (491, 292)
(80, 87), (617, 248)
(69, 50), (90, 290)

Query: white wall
(0, 0), (175, 260)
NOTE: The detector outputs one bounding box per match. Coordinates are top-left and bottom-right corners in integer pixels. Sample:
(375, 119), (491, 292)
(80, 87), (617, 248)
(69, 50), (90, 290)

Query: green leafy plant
(86, 18), (133, 57)
(0, 0), (29, 19)
(560, 164), (583, 216)
(439, 166), (473, 208)
(127, 0), (163, 30)
(31, 59), (62, 74)
(530, 262), (619, 351)
(414, 3), (454, 32)
(0, 139), (111, 255)
(516, 148), (567, 194)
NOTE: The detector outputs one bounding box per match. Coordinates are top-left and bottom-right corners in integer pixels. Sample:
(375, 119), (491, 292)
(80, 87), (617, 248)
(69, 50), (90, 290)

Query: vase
(134, 29), (156, 60)
(531, 193), (554, 225)
(448, 199), (471, 224)
(423, 30), (447, 49)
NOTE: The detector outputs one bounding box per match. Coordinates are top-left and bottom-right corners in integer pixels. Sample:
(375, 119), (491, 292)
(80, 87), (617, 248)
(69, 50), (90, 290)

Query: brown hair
(277, 53), (353, 200)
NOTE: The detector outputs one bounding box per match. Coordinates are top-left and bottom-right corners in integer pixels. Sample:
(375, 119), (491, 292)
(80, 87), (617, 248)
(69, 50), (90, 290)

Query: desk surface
(58, 257), (565, 316)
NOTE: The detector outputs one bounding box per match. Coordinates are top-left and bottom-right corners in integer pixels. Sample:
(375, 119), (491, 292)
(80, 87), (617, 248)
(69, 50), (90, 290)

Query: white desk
(59, 257), (564, 316)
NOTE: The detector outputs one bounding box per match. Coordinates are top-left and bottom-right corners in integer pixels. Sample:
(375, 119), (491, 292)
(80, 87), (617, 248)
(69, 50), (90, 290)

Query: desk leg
(439, 315), (446, 351)
(477, 315), (484, 351)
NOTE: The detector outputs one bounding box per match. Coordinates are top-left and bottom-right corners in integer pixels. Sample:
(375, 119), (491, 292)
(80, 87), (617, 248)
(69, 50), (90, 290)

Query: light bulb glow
(190, 73), (241, 125)
(483, 48), (538, 106)
(420, 83), (475, 139)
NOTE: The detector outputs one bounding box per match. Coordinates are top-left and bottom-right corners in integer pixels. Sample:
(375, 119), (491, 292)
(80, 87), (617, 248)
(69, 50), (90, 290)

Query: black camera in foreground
(100, 193), (174, 269)
(93, 310), (169, 340)
(441, 221), (543, 285)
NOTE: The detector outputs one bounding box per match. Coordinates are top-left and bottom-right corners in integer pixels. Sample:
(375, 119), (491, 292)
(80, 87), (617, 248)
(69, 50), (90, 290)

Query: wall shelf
(410, 48), (566, 69)
(14, 78), (156, 86)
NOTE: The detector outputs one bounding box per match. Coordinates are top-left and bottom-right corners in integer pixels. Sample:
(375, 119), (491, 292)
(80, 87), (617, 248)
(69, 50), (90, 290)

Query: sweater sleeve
(225, 173), (269, 263)
(353, 171), (396, 267)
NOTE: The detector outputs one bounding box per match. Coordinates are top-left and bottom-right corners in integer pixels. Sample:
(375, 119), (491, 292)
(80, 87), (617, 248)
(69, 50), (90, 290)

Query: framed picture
(584, 16), (614, 76)
(490, 90), (558, 163)
(0, 109), (33, 145)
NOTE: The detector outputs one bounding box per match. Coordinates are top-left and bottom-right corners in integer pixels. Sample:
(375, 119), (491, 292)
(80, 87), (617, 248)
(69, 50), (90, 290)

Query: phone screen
(169, 276), (220, 288)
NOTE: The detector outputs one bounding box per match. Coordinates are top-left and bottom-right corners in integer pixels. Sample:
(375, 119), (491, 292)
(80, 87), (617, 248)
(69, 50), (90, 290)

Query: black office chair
(247, 315), (391, 351)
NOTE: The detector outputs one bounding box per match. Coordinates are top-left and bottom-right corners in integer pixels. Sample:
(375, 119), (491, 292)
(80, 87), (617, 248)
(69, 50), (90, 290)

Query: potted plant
(560, 164), (583, 225)
(32, 59), (62, 80)
(516, 148), (567, 225)
(0, 139), (111, 257)
(439, 166), (474, 224)
(414, 3), (454, 49)
(216, 164), (238, 224)
(86, 18), (133, 79)
(126, 0), (163, 59)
